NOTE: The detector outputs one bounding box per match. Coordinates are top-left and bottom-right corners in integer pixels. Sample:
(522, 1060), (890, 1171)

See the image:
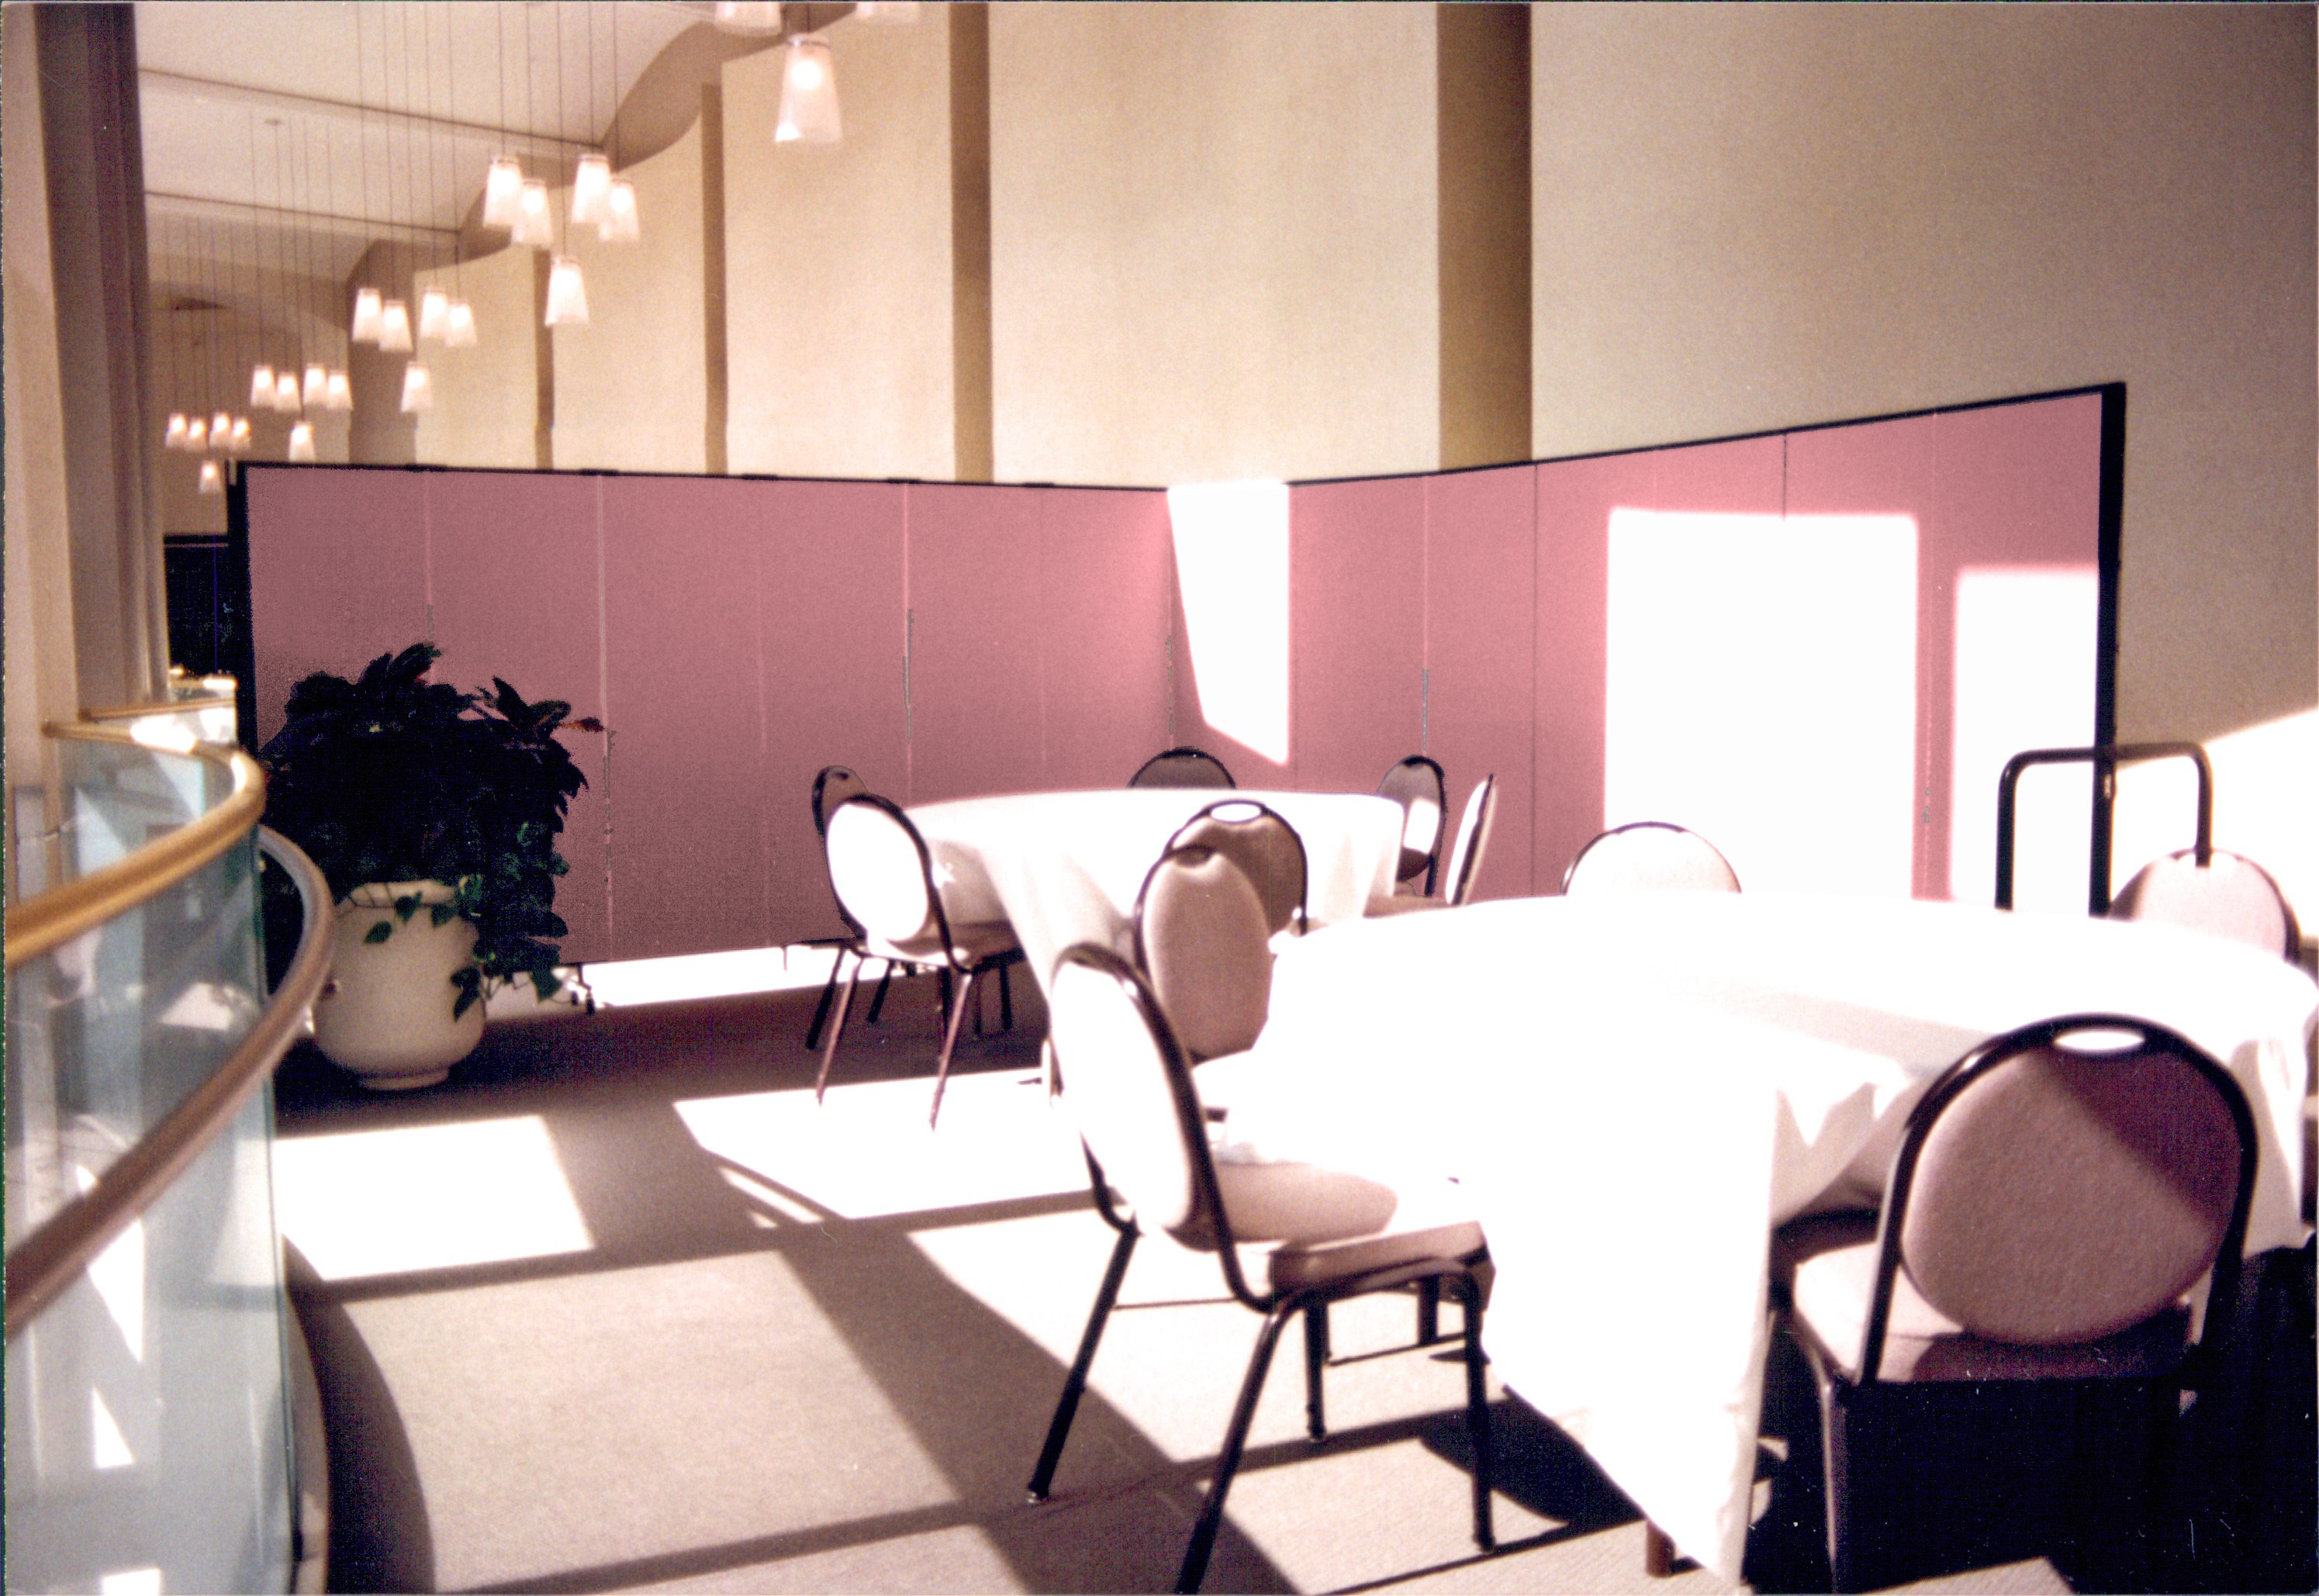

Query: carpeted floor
(271, 973), (2088, 1594)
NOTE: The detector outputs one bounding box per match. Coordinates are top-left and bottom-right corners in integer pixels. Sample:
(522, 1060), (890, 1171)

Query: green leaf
(364, 921), (395, 944)
(431, 902), (458, 927)
(395, 893), (422, 921)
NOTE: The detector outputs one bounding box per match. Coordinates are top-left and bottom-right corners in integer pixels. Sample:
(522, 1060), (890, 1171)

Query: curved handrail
(5, 726), (266, 969)
(5, 827), (334, 1341)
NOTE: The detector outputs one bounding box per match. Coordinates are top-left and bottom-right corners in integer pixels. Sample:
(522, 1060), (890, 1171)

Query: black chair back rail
(1993, 741), (2213, 914)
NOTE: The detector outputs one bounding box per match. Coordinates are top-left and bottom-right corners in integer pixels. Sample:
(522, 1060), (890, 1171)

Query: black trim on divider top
(1994, 741), (2212, 916)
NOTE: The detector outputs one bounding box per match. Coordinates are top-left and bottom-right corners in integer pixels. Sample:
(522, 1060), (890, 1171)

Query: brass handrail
(5, 726), (266, 969)
(5, 827), (334, 1340)
(80, 692), (238, 721)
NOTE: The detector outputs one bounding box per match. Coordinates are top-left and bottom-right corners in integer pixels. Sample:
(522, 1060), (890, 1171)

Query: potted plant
(259, 642), (599, 1087)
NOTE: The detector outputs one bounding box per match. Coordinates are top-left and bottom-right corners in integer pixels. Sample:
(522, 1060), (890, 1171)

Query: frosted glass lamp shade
(197, 459), (223, 496)
(210, 410), (232, 441)
(418, 286), (451, 341)
(301, 364), (327, 407)
(444, 299), (479, 347)
(571, 154), (612, 226)
(250, 364), (277, 408)
(228, 416), (253, 451)
(378, 300), (414, 354)
(324, 372), (353, 411)
(288, 421), (317, 464)
(712, 2), (783, 33)
(273, 371), (302, 411)
(776, 38), (840, 143)
(544, 256), (589, 326)
(351, 286), (384, 344)
(164, 412), (189, 450)
(482, 156), (524, 228)
(185, 416), (209, 450)
(399, 362), (434, 413)
(854, 2), (919, 19)
(512, 180), (554, 247)
(599, 178), (639, 243)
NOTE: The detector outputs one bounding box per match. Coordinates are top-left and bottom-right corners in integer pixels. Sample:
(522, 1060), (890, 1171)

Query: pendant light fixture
(438, 8), (479, 351)
(419, 283), (451, 340)
(513, 178), (554, 247)
(288, 420), (318, 463)
(482, 156), (524, 229)
(854, 2), (920, 19)
(166, 411), (190, 450)
(352, 286), (384, 344)
(399, 361), (434, 413)
(444, 298), (479, 347)
(600, 7), (640, 244)
(394, 2), (432, 413)
(776, 36), (841, 144)
(269, 121), (303, 416)
(544, 255), (589, 326)
(198, 458), (224, 496)
(570, 153), (612, 227)
(325, 371), (354, 410)
(713, 2), (784, 33)
(230, 416), (254, 451)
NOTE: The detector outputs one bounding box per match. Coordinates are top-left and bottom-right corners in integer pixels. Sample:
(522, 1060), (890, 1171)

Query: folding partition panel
(1423, 465), (1537, 900)
(904, 484), (1048, 804)
(425, 472), (612, 964)
(244, 468), (430, 749)
(1287, 477), (1426, 796)
(1532, 452), (1643, 891)
(600, 475), (775, 959)
(759, 478), (909, 945)
(1035, 489), (1174, 792)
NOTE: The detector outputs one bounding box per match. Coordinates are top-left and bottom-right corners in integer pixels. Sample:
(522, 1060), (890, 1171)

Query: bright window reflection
(2114, 706), (2318, 913)
(1167, 481), (1291, 766)
(1605, 510), (1918, 896)
(272, 1117), (595, 1281)
(1949, 565), (2099, 909)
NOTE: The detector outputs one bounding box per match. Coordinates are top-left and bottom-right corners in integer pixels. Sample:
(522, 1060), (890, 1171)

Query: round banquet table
(905, 787), (1404, 997)
(1217, 890), (2318, 1584)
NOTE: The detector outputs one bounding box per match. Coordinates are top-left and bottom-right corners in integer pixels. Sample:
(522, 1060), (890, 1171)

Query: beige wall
(723, 12), (959, 480)
(1530, 3), (2317, 742)
(416, 250), (542, 471)
(552, 122), (710, 474)
(987, 2), (1440, 486)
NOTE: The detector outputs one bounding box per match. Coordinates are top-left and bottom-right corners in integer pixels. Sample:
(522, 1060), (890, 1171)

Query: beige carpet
(272, 977), (2086, 1594)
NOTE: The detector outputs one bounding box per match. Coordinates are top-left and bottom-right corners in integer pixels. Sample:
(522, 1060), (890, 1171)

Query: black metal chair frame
(1439, 772), (1498, 907)
(1785, 1013), (2257, 1591)
(1164, 797), (1311, 935)
(2110, 846), (2303, 964)
(1377, 754), (1448, 896)
(1558, 817), (1737, 895)
(1129, 745), (1237, 789)
(1993, 741), (2213, 915)
(803, 765), (906, 1052)
(1027, 945), (1495, 1594)
(814, 793), (1022, 1128)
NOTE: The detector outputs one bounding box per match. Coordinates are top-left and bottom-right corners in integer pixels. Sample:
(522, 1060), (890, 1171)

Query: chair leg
(999, 962), (1014, 1032)
(804, 947), (847, 1051)
(1177, 1304), (1298, 1594)
(1028, 1221), (1139, 1502)
(863, 960), (897, 1024)
(928, 969), (978, 1128)
(1643, 1522), (1675, 1577)
(1457, 1272), (1495, 1553)
(814, 957), (866, 1104)
(1302, 1304), (1329, 1442)
(1416, 1276), (1442, 1345)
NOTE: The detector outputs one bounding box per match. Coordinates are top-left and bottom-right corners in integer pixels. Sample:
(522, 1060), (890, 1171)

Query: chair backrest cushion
(1561, 821), (1740, 896)
(812, 765), (868, 837)
(1441, 775), (1498, 907)
(1377, 756), (1446, 885)
(1049, 948), (1211, 1239)
(1168, 800), (1307, 934)
(1899, 1028), (2245, 1346)
(823, 796), (939, 948)
(1129, 746), (1236, 789)
(1135, 846), (1274, 1062)
(2106, 848), (2300, 961)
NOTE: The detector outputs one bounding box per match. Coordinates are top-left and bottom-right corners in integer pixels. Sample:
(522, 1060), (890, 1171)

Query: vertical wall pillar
(29, 2), (170, 710)
(1437, 2), (1533, 471)
(950, 3), (995, 484)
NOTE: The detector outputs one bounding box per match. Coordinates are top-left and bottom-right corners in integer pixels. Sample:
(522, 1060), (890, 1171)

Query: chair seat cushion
(1190, 1048), (1263, 1116)
(867, 917), (1020, 968)
(1785, 1220), (2193, 1384)
(1197, 1161), (1482, 1292)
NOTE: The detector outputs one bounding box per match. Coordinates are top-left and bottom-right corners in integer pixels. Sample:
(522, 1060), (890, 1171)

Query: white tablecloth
(907, 788), (1403, 994)
(1222, 891), (2318, 1582)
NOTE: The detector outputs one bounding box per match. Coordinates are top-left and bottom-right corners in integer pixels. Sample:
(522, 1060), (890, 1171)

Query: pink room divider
(242, 385), (2115, 964)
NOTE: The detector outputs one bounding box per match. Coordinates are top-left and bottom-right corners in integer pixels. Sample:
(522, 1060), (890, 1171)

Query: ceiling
(137, 2), (705, 307)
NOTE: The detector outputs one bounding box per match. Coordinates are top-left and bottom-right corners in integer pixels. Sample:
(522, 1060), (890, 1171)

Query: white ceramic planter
(311, 880), (485, 1089)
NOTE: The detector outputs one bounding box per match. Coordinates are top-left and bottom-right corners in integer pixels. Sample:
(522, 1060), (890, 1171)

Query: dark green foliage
(259, 642), (599, 1018)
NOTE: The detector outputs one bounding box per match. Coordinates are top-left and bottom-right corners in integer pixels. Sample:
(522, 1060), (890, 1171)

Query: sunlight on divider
(1606, 510), (1918, 897)
(1167, 480), (1291, 766)
(2114, 705), (2319, 918)
(676, 1073), (1087, 1222)
(273, 1117), (595, 1280)
(1949, 566), (2099, 910)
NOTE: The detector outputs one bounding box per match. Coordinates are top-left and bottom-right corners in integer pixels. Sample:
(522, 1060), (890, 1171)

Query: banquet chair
(1560, 820), (1740, 896)
(1165, 799), (1309, 937)
(1367, 772), (1497, 915)
(1377, 755), (1447, 896)
(1027, 944), (1495, 1593)
(1129, 745), (1237, 789)
(1132, 844), (1274, 1073)
(2104, 847), (2302, 963)
(803, 765), (900, 1050)
(815, 793), (1025, 1128)
(1772, 1014), (2256, 1592)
